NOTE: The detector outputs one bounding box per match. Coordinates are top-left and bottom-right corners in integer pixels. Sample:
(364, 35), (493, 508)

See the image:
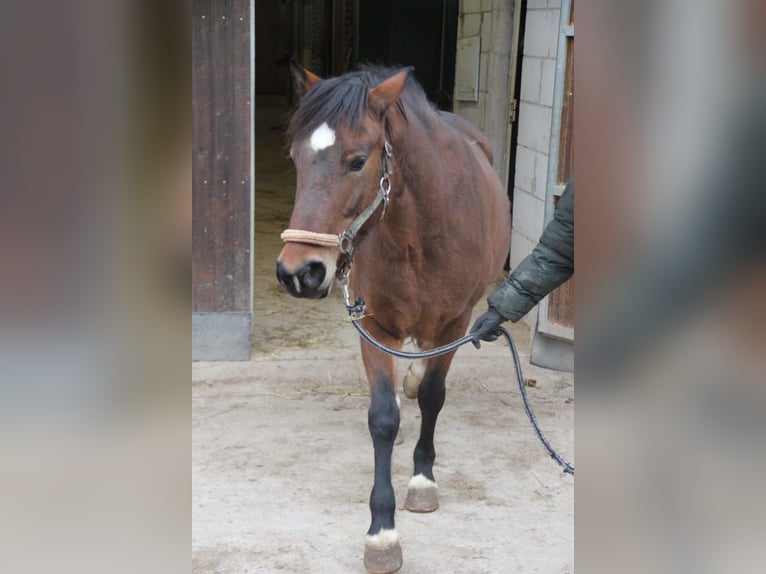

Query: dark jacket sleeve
(487, 178), (574, 322)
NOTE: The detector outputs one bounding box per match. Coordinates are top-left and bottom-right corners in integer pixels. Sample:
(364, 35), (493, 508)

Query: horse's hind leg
(403, 354), (449, 512)
(402, 340), (425, 399)
(359, 319), (404, 574)
(404, 319), (466, 513)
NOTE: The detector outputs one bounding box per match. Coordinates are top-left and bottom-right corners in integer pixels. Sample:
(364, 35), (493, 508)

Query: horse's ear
(368, 67), (414, 117)
(289, 57), (321, 99)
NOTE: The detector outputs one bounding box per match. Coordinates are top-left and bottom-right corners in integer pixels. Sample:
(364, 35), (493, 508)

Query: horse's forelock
(287, 67), (416, 145)
(288, 77), (368, 145)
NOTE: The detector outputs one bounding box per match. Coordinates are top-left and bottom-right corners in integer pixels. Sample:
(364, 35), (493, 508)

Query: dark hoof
(364, 538), (402, 574)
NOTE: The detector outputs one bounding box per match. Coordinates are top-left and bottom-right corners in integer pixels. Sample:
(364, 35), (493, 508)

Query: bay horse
(276, 63), (510, 573)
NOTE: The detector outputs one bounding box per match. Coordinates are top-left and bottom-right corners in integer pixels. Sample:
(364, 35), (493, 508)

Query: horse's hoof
(364, 543), (402, 573)
(364, 530), (402, 574)
(402, 360), (425, 400)
(404, 474), (439, 513)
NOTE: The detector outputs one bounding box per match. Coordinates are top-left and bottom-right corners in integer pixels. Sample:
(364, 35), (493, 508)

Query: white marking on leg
(408, 473), (438, 489)
(409, 359), (425, 380)
(403, 359), (426, 399)
(292, 276), (301, 293)
(309, 122), (335, 152)
(396, 394), (401, 408)
(365, 528), (399, 548)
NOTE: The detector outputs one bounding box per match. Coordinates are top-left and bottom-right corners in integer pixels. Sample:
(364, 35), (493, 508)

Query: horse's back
(438, 111), (494, 166)
(435, 110), (508, 242)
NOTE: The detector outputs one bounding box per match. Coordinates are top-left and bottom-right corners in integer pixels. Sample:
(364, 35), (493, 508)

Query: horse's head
(276, 63), (412, 299)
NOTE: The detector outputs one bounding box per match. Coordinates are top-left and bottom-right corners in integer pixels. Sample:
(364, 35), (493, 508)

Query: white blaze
(309, 122), (335, 152)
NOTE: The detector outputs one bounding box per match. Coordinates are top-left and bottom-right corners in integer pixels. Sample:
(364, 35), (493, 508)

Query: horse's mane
(287, 65), (429, 145)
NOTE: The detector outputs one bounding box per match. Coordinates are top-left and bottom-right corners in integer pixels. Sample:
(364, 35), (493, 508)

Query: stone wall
(510, 0), (562, 329)
(453, 0), (513, 183)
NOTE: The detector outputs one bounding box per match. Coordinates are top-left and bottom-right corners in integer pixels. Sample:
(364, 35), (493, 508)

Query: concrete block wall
(453, 0), (513, 184)
(510, 0), (561, 329)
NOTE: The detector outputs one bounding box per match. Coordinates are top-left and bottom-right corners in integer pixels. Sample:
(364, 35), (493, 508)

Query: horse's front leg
(359, 317), (403, 574)
(404, 316), (468, 513)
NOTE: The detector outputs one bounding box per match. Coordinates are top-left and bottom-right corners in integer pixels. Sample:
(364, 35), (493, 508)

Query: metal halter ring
(379, 175), (391, 197)
(338, 232), (354, 255)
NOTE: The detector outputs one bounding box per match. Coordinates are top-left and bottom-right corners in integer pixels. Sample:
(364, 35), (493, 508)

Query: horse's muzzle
(276, 259), (329, 299)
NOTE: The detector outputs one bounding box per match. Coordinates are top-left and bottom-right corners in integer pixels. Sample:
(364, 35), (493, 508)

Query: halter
(280, 138), (393, 276)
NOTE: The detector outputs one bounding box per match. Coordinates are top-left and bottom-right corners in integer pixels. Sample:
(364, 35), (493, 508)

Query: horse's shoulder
(436, 111), (494, 166)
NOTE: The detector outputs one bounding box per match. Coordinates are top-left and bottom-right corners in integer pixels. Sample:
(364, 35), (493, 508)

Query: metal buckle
(336, 267), (366, 319)
(382, 140), (393, 177)
(378, 177), (390, 220)
(340, 277), (352, 307)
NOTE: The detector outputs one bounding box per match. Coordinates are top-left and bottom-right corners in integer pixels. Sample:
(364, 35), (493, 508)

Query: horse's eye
(348, 156), (367, 172)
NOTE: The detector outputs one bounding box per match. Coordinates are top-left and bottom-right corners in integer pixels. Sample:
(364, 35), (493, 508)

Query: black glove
(469, 308), (507, 348)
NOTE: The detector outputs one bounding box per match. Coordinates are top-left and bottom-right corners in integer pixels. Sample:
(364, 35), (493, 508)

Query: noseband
(280, 138), (393, 272)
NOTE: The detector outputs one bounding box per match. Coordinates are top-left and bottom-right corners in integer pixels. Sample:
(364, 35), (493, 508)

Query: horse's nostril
(298, 261), (326, 290)
(276, 260), (293, 289)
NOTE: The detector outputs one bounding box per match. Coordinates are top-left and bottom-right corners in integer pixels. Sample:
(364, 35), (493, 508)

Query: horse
(276, 63), (510, 573)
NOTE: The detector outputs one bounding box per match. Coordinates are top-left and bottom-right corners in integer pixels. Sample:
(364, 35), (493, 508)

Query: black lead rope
(345, 299), (575, 476)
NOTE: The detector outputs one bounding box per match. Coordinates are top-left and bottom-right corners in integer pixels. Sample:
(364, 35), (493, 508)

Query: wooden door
(356, 0), (458, 110)
(192, 0), (253, 359)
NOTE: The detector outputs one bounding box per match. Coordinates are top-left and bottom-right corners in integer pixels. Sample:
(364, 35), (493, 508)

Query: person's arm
(471, 178), (574, 343)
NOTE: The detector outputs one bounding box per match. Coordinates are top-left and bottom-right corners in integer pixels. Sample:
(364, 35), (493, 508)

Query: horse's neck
(370, 156), (436, 271)
(386, 113), (443, 222)
(379, 137), (418, 237)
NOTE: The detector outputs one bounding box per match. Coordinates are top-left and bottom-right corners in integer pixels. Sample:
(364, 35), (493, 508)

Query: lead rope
(339, 279), (575, 476)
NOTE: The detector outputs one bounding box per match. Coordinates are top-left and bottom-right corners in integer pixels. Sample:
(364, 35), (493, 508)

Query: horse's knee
(368, 386), (400, 443)
(417, 376), (446, 413)
(368, 405), (400, 443)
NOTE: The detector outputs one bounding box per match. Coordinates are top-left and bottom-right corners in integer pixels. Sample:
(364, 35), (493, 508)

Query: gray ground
(192, 97), (574, 573)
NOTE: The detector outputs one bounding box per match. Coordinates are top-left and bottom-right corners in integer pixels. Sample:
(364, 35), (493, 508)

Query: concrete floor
(192, 96), (574, 573)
